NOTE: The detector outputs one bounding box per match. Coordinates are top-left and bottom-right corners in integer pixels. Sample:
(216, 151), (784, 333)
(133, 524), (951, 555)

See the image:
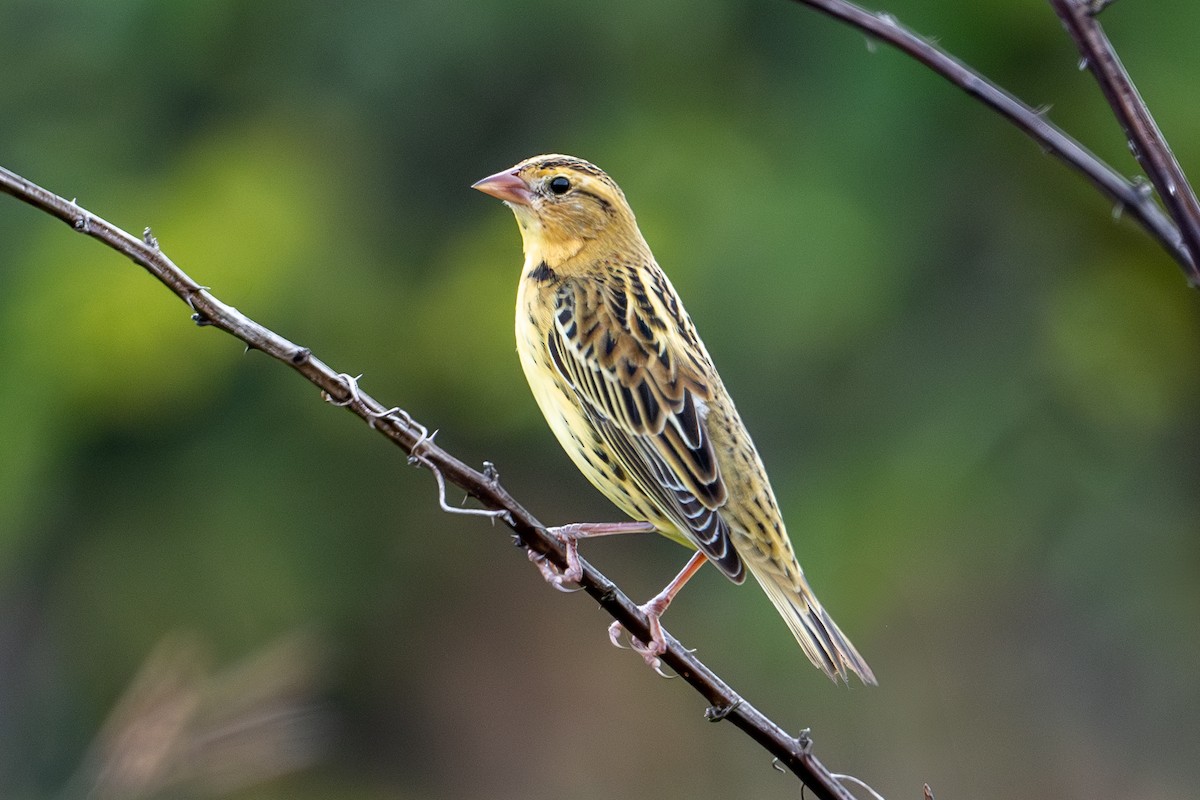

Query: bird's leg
(609, 550), (708, 669)
(532, 521), (658, 588)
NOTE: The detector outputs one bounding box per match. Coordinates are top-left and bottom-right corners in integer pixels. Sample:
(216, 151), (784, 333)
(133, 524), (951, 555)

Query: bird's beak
(472, 168), (532, 206)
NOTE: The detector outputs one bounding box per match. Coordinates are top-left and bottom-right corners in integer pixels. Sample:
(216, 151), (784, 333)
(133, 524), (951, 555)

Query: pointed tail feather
(747, 563), (876, 686)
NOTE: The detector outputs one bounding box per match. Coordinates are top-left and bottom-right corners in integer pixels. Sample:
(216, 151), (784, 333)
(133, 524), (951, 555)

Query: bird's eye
(548, 176), (571, 195)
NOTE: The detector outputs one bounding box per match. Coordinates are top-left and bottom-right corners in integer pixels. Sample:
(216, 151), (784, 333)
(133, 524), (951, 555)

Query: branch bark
(0, 164), (871, 800)
(787, 0), (1198, 284)
(1049, 0), (1200, 285)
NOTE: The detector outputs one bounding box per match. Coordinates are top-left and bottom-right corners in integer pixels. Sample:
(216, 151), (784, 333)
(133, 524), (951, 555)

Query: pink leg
(609, 550), (708, 670)
(537, 521), (658, 587)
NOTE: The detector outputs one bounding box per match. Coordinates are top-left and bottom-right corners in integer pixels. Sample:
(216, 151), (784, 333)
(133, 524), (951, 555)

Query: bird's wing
(546, 275), (744, 582)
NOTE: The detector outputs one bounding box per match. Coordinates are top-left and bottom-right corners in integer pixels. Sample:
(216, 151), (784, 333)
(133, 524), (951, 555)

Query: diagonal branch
(785, 0), (1198, 283)
(0, 164), (874, 800)
(1049, 0), (1200, 285)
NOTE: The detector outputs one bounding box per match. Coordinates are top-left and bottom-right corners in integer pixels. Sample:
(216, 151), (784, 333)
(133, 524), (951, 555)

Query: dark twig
(1049, 0), (1200, 285)
(0, 165), (870, 800)
(785, 0), (1197, 281)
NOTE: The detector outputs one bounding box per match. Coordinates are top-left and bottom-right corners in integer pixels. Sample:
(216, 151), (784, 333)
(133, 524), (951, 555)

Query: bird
(473, 154), (875, 685)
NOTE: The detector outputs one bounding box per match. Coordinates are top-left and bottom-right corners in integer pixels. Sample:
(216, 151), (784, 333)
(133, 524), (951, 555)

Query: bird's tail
(746, 561), (876, 686)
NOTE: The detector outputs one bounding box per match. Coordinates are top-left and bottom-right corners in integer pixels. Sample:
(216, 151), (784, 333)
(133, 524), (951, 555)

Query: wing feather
(549, 279), (743, 581)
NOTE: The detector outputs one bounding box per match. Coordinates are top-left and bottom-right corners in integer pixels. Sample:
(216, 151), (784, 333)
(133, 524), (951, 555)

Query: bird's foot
(526, 549), (580, 593)
(546, 524), (587, 586)
(533, 521), (658, 589)
(605, 551), (707, 676)
(607, 596), (672, 675)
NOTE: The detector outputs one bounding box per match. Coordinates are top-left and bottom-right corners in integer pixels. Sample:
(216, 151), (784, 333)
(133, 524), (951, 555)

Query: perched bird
(473, 154), (875, 685)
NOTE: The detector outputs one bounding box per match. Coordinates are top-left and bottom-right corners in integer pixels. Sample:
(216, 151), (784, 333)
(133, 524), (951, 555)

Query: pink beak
(471, 168), (532, 205)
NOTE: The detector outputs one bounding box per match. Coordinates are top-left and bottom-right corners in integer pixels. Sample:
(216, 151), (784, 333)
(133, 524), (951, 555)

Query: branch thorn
(407, 427), (437, 465)
(323, 372), (364, 408)
(186, 286), (213, 326)
(704, 698), (742, 722)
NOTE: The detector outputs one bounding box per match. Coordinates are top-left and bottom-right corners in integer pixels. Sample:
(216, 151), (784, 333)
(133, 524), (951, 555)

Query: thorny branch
(0, 165), (868, 800)
(787, 0), (1199, 284)
(1048, 0), (1200, 285)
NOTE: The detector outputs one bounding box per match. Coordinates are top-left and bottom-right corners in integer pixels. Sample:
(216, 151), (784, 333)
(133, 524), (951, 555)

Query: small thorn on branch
(66, 198), (92, 232)
(704, 698), (741, 722)
(143, 227), (159, 249)
(184, 285), (213, 326)
(406, 427), (437, 466)
(323, 372), (367, 410)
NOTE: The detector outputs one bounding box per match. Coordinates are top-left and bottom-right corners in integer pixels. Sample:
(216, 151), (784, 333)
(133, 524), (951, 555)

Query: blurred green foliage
(2, 1), (1198, 798)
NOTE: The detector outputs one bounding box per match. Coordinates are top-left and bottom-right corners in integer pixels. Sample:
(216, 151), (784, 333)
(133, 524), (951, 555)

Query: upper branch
(1049, 0), (1200, 285)
(0, 164), (869, 800)
(786, 0), (1197, 281)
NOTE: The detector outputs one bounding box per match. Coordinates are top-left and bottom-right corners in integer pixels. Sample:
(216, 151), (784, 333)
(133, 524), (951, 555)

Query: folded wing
(546, 279), (744, 582)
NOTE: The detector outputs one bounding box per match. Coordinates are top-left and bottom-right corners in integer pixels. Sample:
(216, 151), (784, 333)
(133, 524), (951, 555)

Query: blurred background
(2, 0), (1198, 798)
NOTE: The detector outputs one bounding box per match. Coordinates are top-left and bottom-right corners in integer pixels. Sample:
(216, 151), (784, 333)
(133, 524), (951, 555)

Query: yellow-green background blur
(2, 1), (1198, 798)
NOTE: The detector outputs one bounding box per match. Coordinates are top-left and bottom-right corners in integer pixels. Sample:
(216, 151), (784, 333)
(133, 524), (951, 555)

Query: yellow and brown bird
(473, 154), (875, 685)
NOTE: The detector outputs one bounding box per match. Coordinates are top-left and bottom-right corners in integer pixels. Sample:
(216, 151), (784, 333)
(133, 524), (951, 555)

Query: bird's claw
(607, 618), (671, 676)
(534, 525), (585, 587)
(636, 640), (671, 677)
(527, 549), (581, 593)
(607, 620), (629, 649)
(532, 521), (656, 591)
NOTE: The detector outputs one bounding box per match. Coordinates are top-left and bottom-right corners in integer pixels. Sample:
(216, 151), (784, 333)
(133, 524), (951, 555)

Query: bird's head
(473, 154), (640, 266)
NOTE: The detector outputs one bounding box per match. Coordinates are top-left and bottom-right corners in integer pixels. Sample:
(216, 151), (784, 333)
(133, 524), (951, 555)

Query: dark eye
(548, 176), (571, 195)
